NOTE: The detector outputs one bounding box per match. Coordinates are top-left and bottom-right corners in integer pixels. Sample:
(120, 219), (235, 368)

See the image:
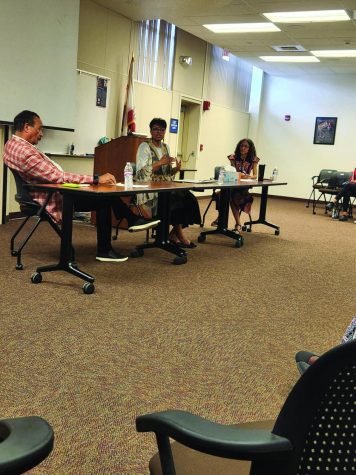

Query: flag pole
(121, 55), (134, 136)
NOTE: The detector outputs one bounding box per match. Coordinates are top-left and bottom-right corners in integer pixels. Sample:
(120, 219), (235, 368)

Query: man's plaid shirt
(4, 135), (93, 223)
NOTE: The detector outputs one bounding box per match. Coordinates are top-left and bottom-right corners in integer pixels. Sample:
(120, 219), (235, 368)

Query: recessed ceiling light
(203, 23), (280, 33)
(260, 56), (320, 63)
(311, 50), (356, 57)
(263, 10), (350, 23)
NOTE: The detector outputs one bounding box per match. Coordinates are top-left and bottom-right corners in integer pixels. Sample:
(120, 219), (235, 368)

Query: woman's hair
(149, 118), (167, 130)
(234, 138), (256, 163)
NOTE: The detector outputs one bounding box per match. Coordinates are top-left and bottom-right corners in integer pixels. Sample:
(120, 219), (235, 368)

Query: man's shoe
(295, 350), (319, 376)
(326, 202), (335, 211)
(96, 249), (128, 262)
(339, 215), (348, 221)
(128, 217), (160, 232)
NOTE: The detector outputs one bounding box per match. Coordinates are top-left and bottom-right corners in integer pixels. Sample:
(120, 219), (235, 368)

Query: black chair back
(11, 168), (36, 206)
(259, 339), (356, 475)
(317, 168), (337, 185)
(214, 166), (223, 180)
(328, 170), (352, 188)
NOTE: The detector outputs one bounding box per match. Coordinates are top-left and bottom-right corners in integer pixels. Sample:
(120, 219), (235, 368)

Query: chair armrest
(0, 416), (54, 474)
(136, 410), (292, 461)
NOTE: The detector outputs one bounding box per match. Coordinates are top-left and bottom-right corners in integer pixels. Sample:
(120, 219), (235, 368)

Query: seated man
(4, 110), (160, 262)
(295, 315), (356, 374)
(326, 169), (356, 222)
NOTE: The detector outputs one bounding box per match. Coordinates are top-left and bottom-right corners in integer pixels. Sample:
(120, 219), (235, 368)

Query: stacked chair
(306, 169), (353, 214)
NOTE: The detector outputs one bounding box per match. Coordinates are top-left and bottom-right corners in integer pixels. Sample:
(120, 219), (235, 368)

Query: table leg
(32, 193), (95, 291)
(198, 187), (244, 247)
(131, 191), (187, 264)
(243, 185), (280, 235)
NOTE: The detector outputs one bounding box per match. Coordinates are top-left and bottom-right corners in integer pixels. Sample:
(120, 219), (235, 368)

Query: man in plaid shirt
(4, 110), (160, 262)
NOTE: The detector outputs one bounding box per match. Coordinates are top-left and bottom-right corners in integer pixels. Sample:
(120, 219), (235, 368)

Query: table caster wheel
(235, 236), (244, 248)
(247, 228), (252, 232)
(241, 225), (246, 231)
(275, 229), (280, 236)
(31, 272), (42, 284)
(198, 234), (206, 243)
(131, 248), (144, 258)
(173, 255), (187, 265)
(11, 251), (18, 257)
(16, 263), (24, 270)
(83, 282), (95, 294)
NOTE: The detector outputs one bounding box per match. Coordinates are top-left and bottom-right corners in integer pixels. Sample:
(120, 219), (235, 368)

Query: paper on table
(116, 183), (149, 188)
(240, 178), (256, 182)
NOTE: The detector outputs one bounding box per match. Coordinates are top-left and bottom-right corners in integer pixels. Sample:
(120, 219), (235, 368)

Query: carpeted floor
(0, 197), (355, 474)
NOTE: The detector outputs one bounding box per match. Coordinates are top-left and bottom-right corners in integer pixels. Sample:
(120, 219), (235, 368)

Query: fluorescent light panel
(311, 50), (356, 57)
(203, 23), (280, 33)
(260, 56), (320, 63)
(263, 10), (350, 23)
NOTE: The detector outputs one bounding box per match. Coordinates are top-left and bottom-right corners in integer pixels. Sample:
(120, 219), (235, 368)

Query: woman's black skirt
(170, 190), (201, 227)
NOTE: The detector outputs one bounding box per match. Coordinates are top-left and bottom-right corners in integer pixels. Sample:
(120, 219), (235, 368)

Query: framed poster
(170, 118), (179, 133)
(96, 77), (108, 108)
(313, 117), (337, 145)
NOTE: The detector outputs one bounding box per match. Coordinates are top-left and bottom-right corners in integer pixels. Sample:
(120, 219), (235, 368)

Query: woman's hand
(159, 154), (175, 167)
(152, 154), (174, 172)
(172, 158), (182, 174)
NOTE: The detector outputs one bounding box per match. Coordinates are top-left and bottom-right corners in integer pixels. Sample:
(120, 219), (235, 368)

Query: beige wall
(134, 83), (173, 136)
(173, 29), (206, 100)
(256, 73), (356, 199)
(78, 0), (133, 138)
(198, 104), (250, 182)
(2, 0), (251, 216)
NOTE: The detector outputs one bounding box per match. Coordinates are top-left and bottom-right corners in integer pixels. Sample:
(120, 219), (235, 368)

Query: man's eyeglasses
(151, 127), (166, 132)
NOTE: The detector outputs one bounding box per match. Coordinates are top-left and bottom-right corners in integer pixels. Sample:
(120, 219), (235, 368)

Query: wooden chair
(137, 339), (356, 475)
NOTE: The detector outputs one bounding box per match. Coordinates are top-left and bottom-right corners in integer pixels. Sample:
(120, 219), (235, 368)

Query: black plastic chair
(306, 169), (337, 214)
(136, 339), (356, 475)
(0, 415), (54, 474)
(200, 166), (223, 227)
(9, 168), (62, 270)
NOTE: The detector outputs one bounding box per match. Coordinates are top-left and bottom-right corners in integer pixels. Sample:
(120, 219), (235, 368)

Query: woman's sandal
(179, 241), (197, 249)
(169, 232), (181, 245)
(211, 219), (218, 227)
(233, 224), (242, 234)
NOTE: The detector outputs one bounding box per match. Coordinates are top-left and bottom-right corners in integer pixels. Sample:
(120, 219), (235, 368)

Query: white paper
(116, 183), (149, 188)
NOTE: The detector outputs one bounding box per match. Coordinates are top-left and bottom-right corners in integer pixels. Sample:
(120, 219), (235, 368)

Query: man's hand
(99, 173), (116, 185)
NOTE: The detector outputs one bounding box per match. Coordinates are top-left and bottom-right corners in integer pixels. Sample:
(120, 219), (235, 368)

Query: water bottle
(272, 167), (278, 181)
(124, 162), (133, 189)
(218, 166), (225, 185)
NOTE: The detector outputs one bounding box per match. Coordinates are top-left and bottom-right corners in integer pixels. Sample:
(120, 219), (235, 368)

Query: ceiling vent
(272, 45), (306, 52)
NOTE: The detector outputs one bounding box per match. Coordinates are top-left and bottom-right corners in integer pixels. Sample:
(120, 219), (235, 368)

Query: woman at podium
(136, 118), (201, 248)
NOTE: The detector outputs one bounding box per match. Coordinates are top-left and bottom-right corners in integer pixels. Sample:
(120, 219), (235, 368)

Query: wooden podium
(94, 134), (147, 180)
(93, 134), (147, 226)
